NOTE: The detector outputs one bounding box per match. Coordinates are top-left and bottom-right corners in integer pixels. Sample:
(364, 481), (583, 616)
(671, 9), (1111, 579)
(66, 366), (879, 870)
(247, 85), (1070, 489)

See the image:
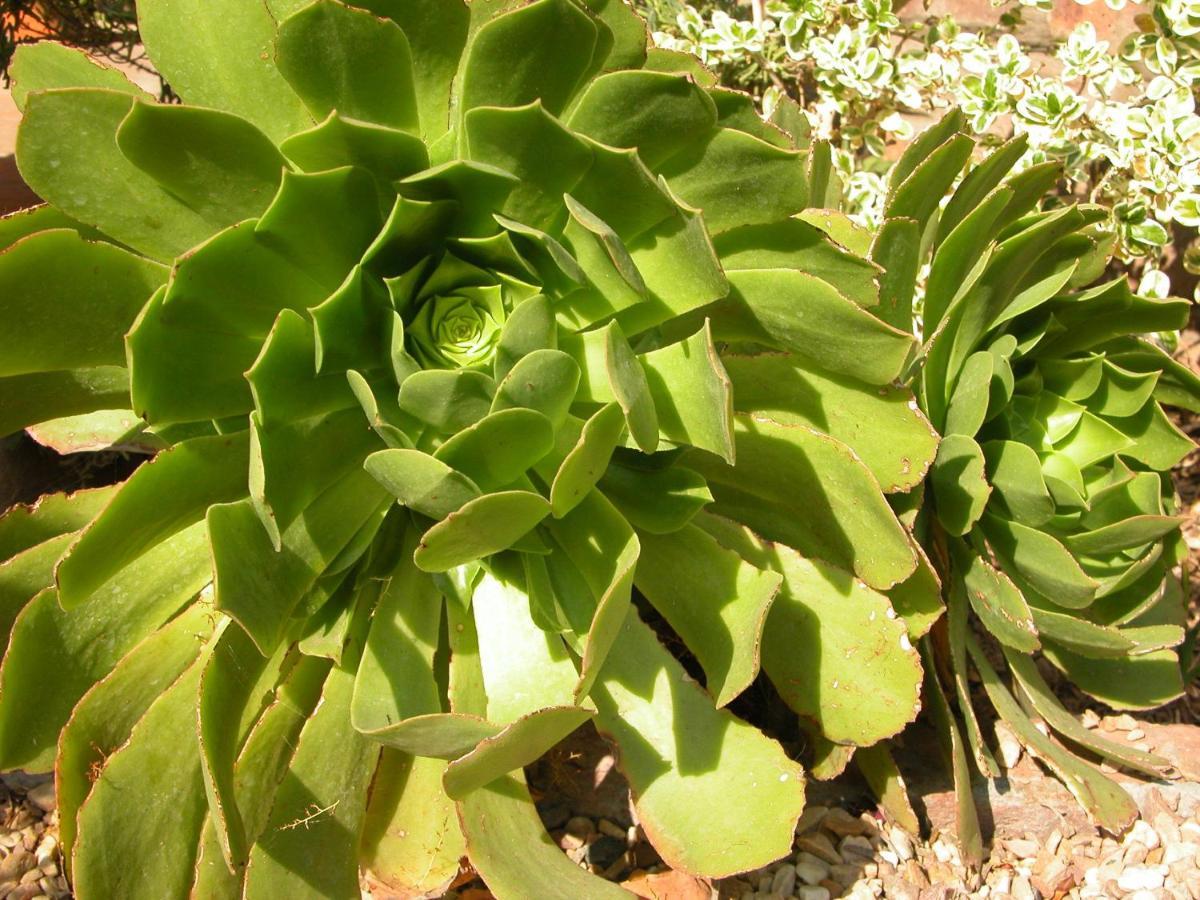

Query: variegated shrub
(0, 0), (939, 896)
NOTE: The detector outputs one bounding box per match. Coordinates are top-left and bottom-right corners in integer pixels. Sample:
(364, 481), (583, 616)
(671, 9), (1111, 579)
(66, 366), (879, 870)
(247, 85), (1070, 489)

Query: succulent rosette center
(408, 289), (505, 369)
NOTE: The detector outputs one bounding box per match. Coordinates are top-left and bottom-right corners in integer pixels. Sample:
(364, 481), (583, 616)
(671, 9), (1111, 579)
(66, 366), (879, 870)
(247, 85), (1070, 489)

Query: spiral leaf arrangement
(0, 0), (946, 896)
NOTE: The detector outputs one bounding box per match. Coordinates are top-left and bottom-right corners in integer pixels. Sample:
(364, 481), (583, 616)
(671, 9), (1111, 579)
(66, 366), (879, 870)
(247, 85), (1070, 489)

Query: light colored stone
(823, 807), (870, 838)
(770, 864), (796, 897)
(1116, 865), (1167, 892)
(839, 834), (875, 862)
(1129, 819), (1161, 850)
(25, 783), (55, 814)
(888, 826), (914, 862)
(1128, 728), (1146, 742)
(1005, 838), (1040, 859)
(794, 857), (829, 886)
(1011, 874), (1035, 900)
(797, 832), (841, 866)
(797, 887), (830, 900)
(1081, 709), (1101, 729)
(796, 806), (829, 835)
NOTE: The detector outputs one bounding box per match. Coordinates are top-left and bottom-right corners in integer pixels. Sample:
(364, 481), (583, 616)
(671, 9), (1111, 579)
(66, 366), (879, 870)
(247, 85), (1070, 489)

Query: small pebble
(1116, 865), (1166, 891)
(797, 886), (830, 900)
(797, 832), (841, 865)
(822, 807), (869, 837)
(838, 834), (874, 861)
(25, 785), (55, 815)
(1127, 728), (1146, 742)
(1128, 820), (1160, 850)
(770, 864), (796, 896)
(794, 857), (828, 886)
(888, 826), (914, 862)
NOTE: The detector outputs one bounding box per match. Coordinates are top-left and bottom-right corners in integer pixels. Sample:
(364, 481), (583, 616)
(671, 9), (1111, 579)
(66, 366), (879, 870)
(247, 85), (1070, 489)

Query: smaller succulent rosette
(873, 111), (1200, 855)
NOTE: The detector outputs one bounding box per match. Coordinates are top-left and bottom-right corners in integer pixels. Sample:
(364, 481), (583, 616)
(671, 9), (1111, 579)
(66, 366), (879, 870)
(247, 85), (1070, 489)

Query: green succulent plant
(866, 111), (1200, 860)
(0, 0), (942, 896)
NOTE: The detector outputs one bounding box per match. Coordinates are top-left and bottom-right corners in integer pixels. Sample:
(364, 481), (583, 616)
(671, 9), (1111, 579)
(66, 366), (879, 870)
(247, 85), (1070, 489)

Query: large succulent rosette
(0, 0), (939, 896)
(879, 113), (1200, 856)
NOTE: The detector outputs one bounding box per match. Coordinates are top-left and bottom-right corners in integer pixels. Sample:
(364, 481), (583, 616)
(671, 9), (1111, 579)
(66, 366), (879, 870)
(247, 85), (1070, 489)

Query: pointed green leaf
(591, 609), (806, 877)
(723, 269), (914, 385)
(550, 402), (625, 517)
(137, 0), (312, 141)
(636, 523), (781, 707)
(459, 0), (598, 117)
(115, 100), (288, 227)
(57, 431), (249, 608)
(660, 127), (808, 234)
(982, 513), (1098, 609)
(414, 491), (551, 572)
(10, 41), (146, 110)
(209, 469), (388, 654)
(276, 0), (419, 132)
(73, 657), (209, 899)
(701, 514), (922, 744)
(0, 523), (211, 771)
(17, 89), (214, 261)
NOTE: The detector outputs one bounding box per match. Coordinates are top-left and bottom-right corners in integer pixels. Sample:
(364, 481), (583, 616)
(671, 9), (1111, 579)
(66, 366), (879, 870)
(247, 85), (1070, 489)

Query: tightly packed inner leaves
(0, 0), (1194, 897)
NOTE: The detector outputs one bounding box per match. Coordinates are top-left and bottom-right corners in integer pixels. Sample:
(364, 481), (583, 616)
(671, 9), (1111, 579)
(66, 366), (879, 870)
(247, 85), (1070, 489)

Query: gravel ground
(0, 774), (68, 900)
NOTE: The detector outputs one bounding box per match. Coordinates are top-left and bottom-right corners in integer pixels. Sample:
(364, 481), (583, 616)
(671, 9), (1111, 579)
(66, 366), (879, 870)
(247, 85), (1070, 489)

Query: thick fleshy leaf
(465, 101), (591, 228)
(723, 352), (937, 493)
(0, 486), (118, 562)
(459, 775), (631, 899)
(0, 366), (130, 437)
(72, 657), (208, 899)
(366, 448), (482, 520)
(0, 523), (211, 771)
(137, 0), (312, 141)
(567, 70), (716, 168)
(459, 0), (598, 117)
(919, 639), (983, 866)
(968, 636), (1138, 832)
(639, 321), (733, 463)
(9, 41), (145, 110)
(659, 127), (808, 234)
(591, 609), (805, 877)
(398, 369), (495, 433)
(701, 514), (922, 745)
(564, 322), (658, 452)
(191, 653), (331, 898)
(715, 218), (881, 312)
(931, 434), (991, 536)
(0, 229), (165, 376)
(983, 440), (1055, 526)
(414, 491), (552, 572)
(115, 101), (287, 226)
(549, 403), (625, 517)
(960, 550), (1039, 653)
(361, 752), (465, 898)
(276, 0), (419, 132)
(281, 112), (429, 180)
(689, 414), (917, 590)
(56, 604), (214, 863)
(721, 269), (914, 385)
(17, 89), (214, 261)
(1002, 648), (1172, 778)
(598, 462), (712, 534)
(243, 618), (380, 900)
(544, 490), (639, 699)
(209, 469), (388, 653)
(1041, 643), (1184, 710)
(57, 431), (249, 608)
(983, 514), (1098, 609)
(435, 408), (556, 489)
(491, 348), (581, 428)
(636, 523), (781, 707)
